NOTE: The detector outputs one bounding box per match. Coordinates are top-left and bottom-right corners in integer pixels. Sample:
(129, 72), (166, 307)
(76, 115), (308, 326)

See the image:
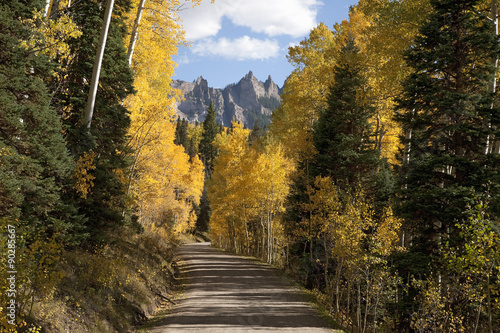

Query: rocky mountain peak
(244, 70), (255, 80)
(172, 72), (283, 128)
(195, 76), (207, 86)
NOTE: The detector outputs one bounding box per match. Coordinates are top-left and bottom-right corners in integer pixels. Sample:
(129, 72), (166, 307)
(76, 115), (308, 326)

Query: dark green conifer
(312, 37), (381, 194)
(395, 0), (500, 263)
(0, 0), (77, 240)
(199, 101), (219, 175)
(174, 117), (189, 152)
(196, 190), (211, 233)
(174, 116), (182, 144)
(187, 137), (198, 159)
(249, 120), (264, 147)
(50, 0), (135, 244)
(394, 0), (500, 329)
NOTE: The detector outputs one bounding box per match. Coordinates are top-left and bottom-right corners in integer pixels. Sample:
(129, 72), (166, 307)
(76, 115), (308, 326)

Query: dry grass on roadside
(22, 227), (182, 333)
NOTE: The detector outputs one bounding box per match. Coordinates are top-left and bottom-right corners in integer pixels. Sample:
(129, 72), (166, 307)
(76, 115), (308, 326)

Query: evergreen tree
(394, 0), (500, 329)
(196, 189), (211, 232)
(0, 0), (78, 240)
(196, 102), (220, 232)
(199, 101), (219, 175)
(174, 116), (182, 144)
(248, 120), (264, 147)
(50, 0), (135, 244)
(187, 136), (198, 159)
(313, 37), (381, 194)
(283, 37), (395, 291)
(395, 0), (500, 266)
(180, 119), (189, 150)
(174, 116), (189, 151)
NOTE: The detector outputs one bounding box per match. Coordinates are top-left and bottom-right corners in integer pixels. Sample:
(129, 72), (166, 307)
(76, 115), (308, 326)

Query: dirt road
(147, 242), (338, 332)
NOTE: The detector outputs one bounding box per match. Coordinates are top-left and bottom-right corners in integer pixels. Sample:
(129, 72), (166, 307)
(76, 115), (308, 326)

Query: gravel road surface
(147, 242), (337, 332)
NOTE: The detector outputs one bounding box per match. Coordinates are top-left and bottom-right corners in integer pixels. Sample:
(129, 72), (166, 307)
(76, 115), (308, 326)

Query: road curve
(148, 242), (337, 332)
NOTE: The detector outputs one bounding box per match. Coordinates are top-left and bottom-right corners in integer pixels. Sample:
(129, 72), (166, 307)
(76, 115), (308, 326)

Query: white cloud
(178, 1), (223, 40)
(177, 54), (190, 64)
(178, 0), (322, 40)
(192, 36), (280, 60)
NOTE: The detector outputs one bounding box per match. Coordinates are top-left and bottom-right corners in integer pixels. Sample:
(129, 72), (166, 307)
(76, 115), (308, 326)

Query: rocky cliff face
(172, 71), (282, 128)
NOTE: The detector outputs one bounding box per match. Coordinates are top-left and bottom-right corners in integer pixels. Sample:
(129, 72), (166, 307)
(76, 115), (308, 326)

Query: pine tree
(49, 0), (135, 243)
(248, 120), (264, 147)
(196, 102), (220, 232)
(174, 116), (182, 144)
(196, 190), (211, 232)
(394, 0), (500, 329)
(199, 101), (219, 175)
(0, 0), (77, 240)
(283, 37), (395, 290)
(187, 136), (198, 159)
(174, 116), (189, 152)
(395, 0), (500, 264)
(312, 37), (381, 194)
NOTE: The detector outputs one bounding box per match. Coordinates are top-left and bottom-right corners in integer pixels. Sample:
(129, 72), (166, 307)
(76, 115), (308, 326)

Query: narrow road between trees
(147, 242), (338, 332)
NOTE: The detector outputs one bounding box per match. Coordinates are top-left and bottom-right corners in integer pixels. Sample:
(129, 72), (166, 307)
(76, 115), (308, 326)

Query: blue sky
(174, 0), (359, 88)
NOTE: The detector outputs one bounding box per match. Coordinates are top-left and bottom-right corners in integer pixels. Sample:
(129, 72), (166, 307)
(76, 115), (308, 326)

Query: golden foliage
(21, 4), (82, 61)
(208, 122), (294, 262)
(0, 221), (63, 331)
(72, 150), (96, 199)
(123, 0), (206, 233)
(411, 279), (465, 333)
(270, 23), (336, 162)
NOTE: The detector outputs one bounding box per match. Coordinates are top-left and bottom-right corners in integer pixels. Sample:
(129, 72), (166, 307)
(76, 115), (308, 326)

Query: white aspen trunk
(84, 0), (115, 129)
(403, 128), (412, 165)
(127, 0), (147, 66)
(486, 0), (499, 154)
(232, 220), (237, 252)
(243, 202), (249, 254)
(260, 214), (265, 259)
(335, 258), (343, 316)
(270, 209), (274, 263)
(363, 270), (369, 333)
(45, 0), (52, 16)
(267, 199), (271, 263)
(357, 280), (362, 333)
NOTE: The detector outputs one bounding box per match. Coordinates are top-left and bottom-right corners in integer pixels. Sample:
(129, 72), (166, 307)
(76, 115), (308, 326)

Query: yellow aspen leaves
(123, 0), (207, 233)
(208, 122), (293, 262)
(72, 150), (96, 199)
(21, 3), (82, 61)
(270, 23), (336, 162)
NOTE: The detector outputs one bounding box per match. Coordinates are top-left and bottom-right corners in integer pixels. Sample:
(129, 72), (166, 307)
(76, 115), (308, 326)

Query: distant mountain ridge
(172, 71), (282, 128)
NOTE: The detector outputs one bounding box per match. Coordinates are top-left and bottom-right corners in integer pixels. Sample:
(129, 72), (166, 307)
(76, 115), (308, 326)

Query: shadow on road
(147, 242), (336, 332)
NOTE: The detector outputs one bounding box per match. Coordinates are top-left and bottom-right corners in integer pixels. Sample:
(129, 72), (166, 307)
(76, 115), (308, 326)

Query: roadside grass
(134, 231), (207, 332)
(134, 260), (188, 332)
(299, 286), (346, 332)
(23, 227), (181, 333)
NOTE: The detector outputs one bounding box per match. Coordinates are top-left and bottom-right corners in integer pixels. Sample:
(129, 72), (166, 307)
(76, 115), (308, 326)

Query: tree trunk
(44, 0), (52, 16)
(243, 202), (249, 254)
(363, 270), (369, 333)
(486, 0), (499, 154)
(127, 0), (147, 66)
(357, 280), (362, 333)
(487, 271), (493, 333)
(335, 258), (344, 317)
(84, 0), (115, 129)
